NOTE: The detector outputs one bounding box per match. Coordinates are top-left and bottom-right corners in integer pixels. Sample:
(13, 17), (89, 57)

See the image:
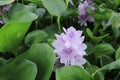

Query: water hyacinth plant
(0, 0), (120, 80)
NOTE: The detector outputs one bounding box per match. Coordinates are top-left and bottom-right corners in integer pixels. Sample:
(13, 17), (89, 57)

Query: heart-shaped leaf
(93, 43), (115, 58)
(0, 21), (31, 52)
(2, 3), (37, 23)
(10, 11), (38, 22)
(8, 3), (36, 15)
(25, 30), (48, 46)
(56, 66), (91, 80)
(18, 43), (56, 80)
(42, 0), (66, 17)
(0, 59), (37, 80)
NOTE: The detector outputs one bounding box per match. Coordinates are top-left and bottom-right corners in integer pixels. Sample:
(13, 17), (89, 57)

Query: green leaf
(93, 13), (111, 22)
(86, 28), (109, 44)
(26, 0), (41, 3)
(8, 3), (36, 16)
(0, 59), (37, 80)
(34, 8), (46, 19)
(0, 58), (6, 66)
(86, 65), (104, 80)
(42, 0), (66, 17)
(0, 0), (14, 6)
(44, 24), (58, 37)
(65, 0), (70, 7)
(115, 47), (120, 60)
(25, 30), (48, 46)
(100, 56), (113, 66)
(85, 42), (94, 54)
(10, 11), (38, 22)
(18, 43), (56, 80)
(2, 3), (37, 23)
(111, 12), (120, 39)
(56, 66), (91, 80)
(0, 21), (31, 52)
(101, 59), (120, 70)
(115, 0), (120, 7)
(93, 43), (115, 58)
(61, 8), (78, 17)
(92, 59), (120, 79)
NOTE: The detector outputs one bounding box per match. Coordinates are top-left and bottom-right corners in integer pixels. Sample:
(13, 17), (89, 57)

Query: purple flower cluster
(52, 26), (87, 67)
(78, 0), (95, 26)
(0, 4), (12, 24)
(0, 4), (12, 15)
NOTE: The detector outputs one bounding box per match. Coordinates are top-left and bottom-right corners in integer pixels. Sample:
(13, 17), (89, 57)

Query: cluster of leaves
(0, 0), (120, 80)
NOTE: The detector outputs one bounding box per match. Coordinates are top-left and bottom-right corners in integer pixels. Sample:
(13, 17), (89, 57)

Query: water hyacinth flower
(78, 0), (95, 26)
(52, 26), (87, 67)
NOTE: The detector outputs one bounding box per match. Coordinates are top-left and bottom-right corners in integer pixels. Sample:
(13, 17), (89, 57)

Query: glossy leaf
(93, 43), (115, 58)
(56, 66), (91, 80)
(0, 59), (37, 80)
(18, 43), (56, 80)
(8, 3), (36, 16)
(10, 11), (38, 22)
(101, 59), (120, 70)
(42, 0), (66, 17)
(0, 21), (31, 52)
(25, 30), (48, 46)
(44, 24), (58, 37)
(2, 3), (37, 23)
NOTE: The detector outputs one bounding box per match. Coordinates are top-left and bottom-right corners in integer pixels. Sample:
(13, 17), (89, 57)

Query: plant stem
(35, 20), (38, 30)
(57, 17), (61, 33)
(91, 69), (100, 80)
(93, 23), (99, 35)
(66, 0), (69, 8)
(51, 15), (53, 24)
(114, 71), (120, 80)
(22, 0), (24, 4)
(16, 0), (18, 3)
